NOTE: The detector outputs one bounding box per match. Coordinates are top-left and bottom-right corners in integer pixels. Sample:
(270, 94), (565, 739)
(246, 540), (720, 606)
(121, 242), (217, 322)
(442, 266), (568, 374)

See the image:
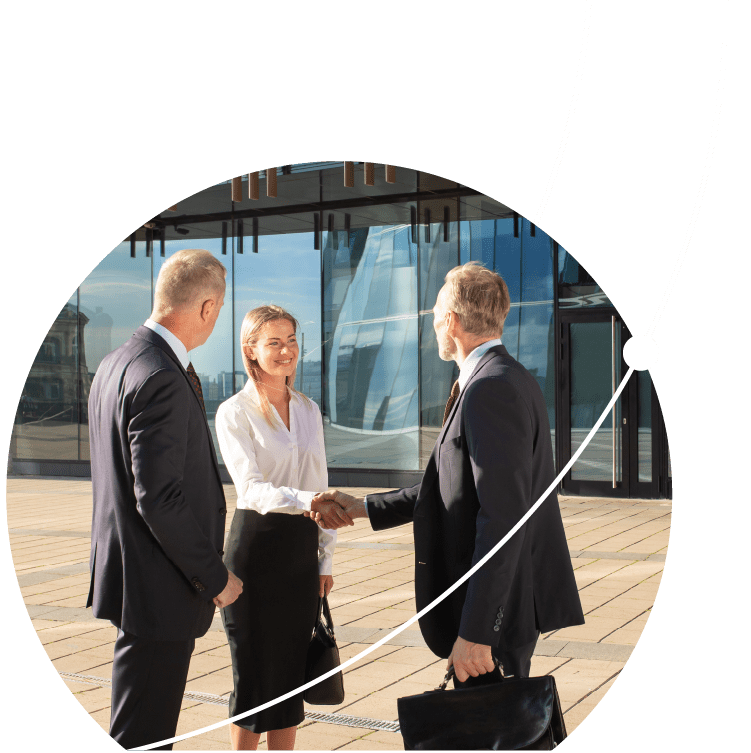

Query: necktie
(186, 363), (206, 412)
(442, 380), (461, 427)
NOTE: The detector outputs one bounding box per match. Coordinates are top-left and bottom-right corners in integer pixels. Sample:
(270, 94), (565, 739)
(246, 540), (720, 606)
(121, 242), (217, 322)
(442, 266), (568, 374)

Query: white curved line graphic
(135, 366), (635, 750)
(648, 0), (730, 337)
(535, 0), (592, 226)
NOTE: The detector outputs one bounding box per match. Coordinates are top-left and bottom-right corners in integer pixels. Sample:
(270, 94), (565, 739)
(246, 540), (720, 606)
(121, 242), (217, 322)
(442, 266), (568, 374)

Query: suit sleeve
(364, 483), (421, 531)
(128, 368), (228, 601)
(458, 377), (533, 646)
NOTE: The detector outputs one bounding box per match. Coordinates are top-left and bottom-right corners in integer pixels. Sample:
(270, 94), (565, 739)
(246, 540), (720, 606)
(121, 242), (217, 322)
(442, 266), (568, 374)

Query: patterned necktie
(442, 380), (461, 427)
(186, 363), (206, 412)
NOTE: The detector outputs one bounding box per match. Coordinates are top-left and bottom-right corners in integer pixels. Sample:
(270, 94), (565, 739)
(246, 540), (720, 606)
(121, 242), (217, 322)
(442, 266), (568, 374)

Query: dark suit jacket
(86, 326), (229, 641)
(367, 344), (584, 658)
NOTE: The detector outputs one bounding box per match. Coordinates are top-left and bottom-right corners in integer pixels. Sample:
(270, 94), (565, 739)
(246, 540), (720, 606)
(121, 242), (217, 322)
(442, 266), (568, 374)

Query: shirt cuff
(318, 552), (333, 575)
(297, 490), (316, 512)
(363, 495), (371, 520)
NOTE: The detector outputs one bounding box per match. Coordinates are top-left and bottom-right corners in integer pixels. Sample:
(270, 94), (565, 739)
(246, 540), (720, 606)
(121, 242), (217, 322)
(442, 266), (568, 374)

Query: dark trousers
(453, 635), (538, 689)
(109, 629), (195, 751)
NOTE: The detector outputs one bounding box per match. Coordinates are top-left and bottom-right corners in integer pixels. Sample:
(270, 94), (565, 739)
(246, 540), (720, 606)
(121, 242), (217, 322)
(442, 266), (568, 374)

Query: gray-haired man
(310, 263), (583, 688)
(87, 249), (242, 749)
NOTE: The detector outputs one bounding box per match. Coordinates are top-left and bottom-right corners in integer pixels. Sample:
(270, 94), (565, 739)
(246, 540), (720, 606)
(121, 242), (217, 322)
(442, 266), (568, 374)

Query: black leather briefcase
(397, 665), (567, 750)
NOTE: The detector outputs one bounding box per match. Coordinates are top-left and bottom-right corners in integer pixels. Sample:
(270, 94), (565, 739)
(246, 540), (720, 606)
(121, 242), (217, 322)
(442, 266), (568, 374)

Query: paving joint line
(597, 607), (652, 643)
(57, 672), (401, 733)
(567, 512), (671, 552)
(564, 509), (665, 544)
(562, 669), (622, 715)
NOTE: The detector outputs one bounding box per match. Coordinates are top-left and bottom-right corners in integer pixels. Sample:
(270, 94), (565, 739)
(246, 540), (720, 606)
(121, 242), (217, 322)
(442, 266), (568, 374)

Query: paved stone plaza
(7, 478), (670, 750)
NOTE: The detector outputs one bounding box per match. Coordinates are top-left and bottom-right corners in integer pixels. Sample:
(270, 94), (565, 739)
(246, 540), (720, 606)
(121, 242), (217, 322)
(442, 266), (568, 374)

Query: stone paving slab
(7, 477), (670, 749)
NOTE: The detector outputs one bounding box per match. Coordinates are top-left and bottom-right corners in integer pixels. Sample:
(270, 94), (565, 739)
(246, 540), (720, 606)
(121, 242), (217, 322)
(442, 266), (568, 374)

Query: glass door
(557, 310), (671, 498)
(558, 310), (630, 497)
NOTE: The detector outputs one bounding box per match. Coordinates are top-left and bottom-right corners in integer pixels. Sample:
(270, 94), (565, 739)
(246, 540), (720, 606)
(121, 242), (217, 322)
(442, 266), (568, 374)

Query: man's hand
(447, 636), (495, 682)
(305, 491), (365, 529)
(319, 574), (334, 597)
(213, 569), (243, 608)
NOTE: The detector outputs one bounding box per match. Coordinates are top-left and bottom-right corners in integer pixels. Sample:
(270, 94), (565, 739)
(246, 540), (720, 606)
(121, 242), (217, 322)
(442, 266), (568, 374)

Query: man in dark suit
(87, 249), (243, 749)
(310, 262), (583, 685)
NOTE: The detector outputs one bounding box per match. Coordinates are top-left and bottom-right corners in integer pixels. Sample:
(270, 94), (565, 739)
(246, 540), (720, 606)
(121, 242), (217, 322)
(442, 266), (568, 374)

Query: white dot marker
(623, 336), (659, 371)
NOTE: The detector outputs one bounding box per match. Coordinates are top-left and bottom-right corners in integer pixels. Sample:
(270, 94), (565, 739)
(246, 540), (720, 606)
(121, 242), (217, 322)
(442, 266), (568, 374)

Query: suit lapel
(438, 344), (507, 442)
(134, 327), (223, 484)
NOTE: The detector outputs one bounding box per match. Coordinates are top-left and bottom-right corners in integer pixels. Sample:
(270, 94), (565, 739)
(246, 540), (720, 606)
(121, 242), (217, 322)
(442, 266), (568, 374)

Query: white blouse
(215, 380), (336, 575)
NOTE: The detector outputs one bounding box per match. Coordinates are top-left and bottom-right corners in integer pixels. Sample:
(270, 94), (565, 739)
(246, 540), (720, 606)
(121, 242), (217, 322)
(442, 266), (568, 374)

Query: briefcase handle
(436, 657), (510, 691)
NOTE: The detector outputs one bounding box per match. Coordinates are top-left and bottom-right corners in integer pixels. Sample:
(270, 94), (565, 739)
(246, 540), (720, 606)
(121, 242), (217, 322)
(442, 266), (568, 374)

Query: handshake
(305, 490), (367, 529)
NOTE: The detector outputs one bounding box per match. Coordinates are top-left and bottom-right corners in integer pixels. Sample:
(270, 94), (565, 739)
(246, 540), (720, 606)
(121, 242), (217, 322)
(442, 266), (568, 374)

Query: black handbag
(303, 596), (345, 705)
(397, 663), (567, 750)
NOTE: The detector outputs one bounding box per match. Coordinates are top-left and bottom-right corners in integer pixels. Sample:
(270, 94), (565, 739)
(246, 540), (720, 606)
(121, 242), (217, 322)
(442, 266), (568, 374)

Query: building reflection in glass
(14, 295), (90, 461)
(10, 166), (602, 479)
(322, 223), (420, 469)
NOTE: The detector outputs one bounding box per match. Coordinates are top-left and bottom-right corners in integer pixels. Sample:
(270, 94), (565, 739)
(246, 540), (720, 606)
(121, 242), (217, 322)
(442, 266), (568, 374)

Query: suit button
(493, 626), (500, 632)
(218, 550), (224, 556)
(495, 619), (502, 625)
(219, 507), (226, 514)
(191, 577), (206, 592)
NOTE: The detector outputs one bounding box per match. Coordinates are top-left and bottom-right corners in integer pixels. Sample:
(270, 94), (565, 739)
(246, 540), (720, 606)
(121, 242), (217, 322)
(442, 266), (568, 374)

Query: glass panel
(322, 220), (419, 470)
(13, 292), (81, 460)
(418, 218), (459, 466)
(638, 370), (653, 482)
(570, 320), (621, 482)
(152, 240), (233, 460)
(518, 219), (556, 432)
(78, 240), (153, 460)
(233, 229), (322, 406)
(558, 246), (612, 308)
(519, 302), (555, 430)
(460, 216), (556, 447)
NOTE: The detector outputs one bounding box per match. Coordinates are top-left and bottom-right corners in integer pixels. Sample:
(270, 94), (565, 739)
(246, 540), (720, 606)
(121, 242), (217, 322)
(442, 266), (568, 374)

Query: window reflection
(13, 294), (83, 460)
(12, 169), (631, 482)
(558, 247), (612, 308)
(460, 216), (556, 429)
(233, 230), (322, 405)
(419, 218), (459, 464)
(78, 240), (152, 460)
(322, 223), (419, 469)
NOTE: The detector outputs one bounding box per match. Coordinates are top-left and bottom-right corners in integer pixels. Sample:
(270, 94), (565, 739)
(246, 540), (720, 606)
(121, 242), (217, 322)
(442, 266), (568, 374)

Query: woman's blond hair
(240, 305), (311, 427)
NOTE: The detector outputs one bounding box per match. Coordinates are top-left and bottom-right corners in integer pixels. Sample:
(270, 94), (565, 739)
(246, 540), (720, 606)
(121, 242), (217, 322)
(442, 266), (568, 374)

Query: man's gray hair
(443, 262), (511, 337)
(154, 249), (227, 314)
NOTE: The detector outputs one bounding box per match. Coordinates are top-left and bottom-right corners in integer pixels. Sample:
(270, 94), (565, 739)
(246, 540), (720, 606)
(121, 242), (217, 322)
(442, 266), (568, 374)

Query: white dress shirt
(215, 380), (336, 575)
(143, 319), (190, 370)
(458, 338), (503, 393)
(364, 338), (503, 518)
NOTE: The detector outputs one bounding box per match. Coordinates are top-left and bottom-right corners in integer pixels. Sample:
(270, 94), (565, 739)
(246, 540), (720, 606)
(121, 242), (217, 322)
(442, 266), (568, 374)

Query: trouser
(109, 629), (195, 751)
(453, 634), (539, 689)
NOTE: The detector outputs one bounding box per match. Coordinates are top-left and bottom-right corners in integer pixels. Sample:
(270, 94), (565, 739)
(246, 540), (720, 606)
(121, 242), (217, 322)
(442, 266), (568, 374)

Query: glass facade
(8, 162), (670, 498)
(14, 292), (83, 461)
(323, 219), (420, 469)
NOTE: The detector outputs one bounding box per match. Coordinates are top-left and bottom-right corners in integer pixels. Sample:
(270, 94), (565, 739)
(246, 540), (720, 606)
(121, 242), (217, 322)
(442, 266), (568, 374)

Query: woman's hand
(319, 574), (334, 597)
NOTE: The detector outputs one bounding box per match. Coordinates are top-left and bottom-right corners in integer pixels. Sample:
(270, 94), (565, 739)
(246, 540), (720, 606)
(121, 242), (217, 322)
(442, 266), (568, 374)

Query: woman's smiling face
(247, 318), (299, 381)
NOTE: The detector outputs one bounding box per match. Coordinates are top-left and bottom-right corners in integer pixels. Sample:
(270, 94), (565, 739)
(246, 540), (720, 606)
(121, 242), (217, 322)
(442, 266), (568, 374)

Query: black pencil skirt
(221, 508), (320, 733)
